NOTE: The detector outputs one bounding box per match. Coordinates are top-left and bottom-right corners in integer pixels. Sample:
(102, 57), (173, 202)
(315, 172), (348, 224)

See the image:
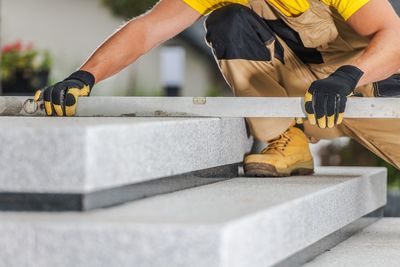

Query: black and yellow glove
(304, 65), (364, 129)
(34, 70), (95, 116)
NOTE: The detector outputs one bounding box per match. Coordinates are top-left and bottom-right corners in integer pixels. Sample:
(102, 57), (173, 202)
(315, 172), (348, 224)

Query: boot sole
(244, 161), (314, 177)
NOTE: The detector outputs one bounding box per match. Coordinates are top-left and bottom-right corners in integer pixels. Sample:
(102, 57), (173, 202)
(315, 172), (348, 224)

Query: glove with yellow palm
(34, 70), (95, 116)
(304, 65), (364, 129)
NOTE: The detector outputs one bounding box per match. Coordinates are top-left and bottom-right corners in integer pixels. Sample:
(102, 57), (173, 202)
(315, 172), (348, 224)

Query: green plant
(206, 87), (223, 97)
(101, 0), (158, 19)
(134, 87), (163, 96)
(1, 40), (52, 82)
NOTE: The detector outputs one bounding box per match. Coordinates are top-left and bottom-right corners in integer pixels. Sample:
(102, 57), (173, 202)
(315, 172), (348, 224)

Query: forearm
(80, 17), (151, 84)
(79, 0), (200, 84)
(353, 25), (400, 86)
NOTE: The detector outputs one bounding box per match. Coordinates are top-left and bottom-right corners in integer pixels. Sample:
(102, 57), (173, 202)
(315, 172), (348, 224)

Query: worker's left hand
(304, 65), (364, 129)
(34, 70), (95, 117)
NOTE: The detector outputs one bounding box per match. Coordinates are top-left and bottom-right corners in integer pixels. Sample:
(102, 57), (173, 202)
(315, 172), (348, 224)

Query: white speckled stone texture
(0, 117), (251, 193)
(0, 167), (386, 267)
(303, 218), (400, 267)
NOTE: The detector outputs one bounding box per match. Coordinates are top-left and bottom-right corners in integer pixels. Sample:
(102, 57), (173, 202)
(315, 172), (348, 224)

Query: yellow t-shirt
(183, 0), (370, 20)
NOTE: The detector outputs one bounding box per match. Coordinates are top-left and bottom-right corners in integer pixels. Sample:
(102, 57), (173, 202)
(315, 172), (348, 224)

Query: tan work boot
(244, 127), (314, 177)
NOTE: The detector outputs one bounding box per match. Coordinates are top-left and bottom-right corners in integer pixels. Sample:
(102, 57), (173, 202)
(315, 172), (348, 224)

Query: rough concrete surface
(0, 167), (386, 267)
(0, 117), (251, 193)
(303, 218), (400, 267)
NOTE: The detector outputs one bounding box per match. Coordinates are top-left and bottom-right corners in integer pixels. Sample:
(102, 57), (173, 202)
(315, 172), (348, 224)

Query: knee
(205, 4), (280, 61)
(206, 4), (250, 33)
(206, 4), (254, 44)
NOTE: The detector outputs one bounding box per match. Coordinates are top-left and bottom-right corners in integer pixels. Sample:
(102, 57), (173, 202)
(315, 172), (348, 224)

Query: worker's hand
(304, 65), (364, 129)
(34, 70), (95, 116)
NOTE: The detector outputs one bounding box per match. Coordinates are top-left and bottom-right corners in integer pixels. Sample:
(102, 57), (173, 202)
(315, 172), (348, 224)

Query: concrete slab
(0, 117), (251, 194)
(0, 167), (387, 267)
(303, 218), (400, 267)
(0, 164), (239, 211)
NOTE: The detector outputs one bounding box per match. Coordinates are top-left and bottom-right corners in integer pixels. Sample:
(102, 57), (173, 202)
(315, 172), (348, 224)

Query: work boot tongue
(263, 131), (292, 155)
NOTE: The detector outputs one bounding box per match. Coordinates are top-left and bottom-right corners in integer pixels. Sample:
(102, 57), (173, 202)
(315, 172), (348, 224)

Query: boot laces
(262, 131), (292, 155)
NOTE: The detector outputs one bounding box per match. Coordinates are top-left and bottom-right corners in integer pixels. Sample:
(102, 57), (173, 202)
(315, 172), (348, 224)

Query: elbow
(378, 19), (400, 38)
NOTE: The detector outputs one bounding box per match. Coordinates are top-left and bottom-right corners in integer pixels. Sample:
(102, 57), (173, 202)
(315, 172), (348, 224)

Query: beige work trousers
(211, 10), (400, 170)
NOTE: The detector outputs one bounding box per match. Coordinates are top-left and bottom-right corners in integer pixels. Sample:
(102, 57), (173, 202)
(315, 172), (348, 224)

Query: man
(35, 0), (400, 177)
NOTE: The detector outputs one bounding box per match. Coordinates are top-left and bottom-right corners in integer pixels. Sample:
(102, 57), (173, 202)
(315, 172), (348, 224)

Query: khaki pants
(205, 4), (400, 169)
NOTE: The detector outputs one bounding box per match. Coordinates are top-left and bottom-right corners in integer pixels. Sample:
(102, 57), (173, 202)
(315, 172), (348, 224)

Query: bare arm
(80, 0), (201, 84)
(347, 0), (400, 85)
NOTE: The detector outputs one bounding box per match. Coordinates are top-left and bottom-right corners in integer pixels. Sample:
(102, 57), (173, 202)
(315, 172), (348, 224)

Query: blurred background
(0, 0), (230, 97)
(0, 0), (399, 215)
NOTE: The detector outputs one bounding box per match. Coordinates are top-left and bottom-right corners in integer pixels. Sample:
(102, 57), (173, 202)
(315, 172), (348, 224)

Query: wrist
(66, 70), (96, 89)
(331, 65), (364, 89)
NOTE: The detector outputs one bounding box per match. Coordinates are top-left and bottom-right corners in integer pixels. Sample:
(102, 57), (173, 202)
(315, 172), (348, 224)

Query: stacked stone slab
(0, 97), (392, 266)
(303, 218), (400, 267)
(0, 117), (252, 210)
(0, 167), (387, 267)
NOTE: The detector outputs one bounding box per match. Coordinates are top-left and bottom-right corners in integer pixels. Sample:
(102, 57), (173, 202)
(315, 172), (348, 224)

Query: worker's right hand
(34, 70), (95, 116)
(304, 65), (364, 129)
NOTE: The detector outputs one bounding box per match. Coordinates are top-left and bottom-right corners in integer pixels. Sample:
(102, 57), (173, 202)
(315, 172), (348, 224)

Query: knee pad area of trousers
(374, 74), (400, 97)
(205, 4), (279, 61)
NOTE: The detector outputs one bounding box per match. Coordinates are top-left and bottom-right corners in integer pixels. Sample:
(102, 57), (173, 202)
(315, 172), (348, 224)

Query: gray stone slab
(303, 218), (400, 267)
(0, 117), (251, 194)
(0, 223), (33, 267)
(0, 167), (386, 267)
(0, 164), (239, 212)
(277, 208), (383, 267)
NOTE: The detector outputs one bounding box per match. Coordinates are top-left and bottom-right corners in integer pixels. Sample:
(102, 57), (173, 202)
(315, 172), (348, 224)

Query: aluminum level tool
(1, 96), (400, 118)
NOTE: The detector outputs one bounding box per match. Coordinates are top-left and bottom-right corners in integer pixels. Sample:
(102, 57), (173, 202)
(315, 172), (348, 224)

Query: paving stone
(0, 223), (33, 267)
(0, 167), (387, 267)
(0, 117), (251, 193)
(303, 218), (400, 267)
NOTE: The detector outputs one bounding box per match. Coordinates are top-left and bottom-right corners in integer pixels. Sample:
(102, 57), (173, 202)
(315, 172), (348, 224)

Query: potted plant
(1, 40), (52, 95)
